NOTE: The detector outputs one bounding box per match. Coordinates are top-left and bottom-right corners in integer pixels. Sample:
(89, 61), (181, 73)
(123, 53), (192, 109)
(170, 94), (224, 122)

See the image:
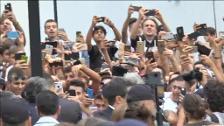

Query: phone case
(136, 41), (144, 53)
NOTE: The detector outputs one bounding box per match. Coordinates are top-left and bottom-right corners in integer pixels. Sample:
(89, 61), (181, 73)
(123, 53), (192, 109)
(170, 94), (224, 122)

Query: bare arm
(154, 9), (170, 32)
(121, 6), (134, 43)
(104, 17), (121, 41)
(86, 16), (98, 51)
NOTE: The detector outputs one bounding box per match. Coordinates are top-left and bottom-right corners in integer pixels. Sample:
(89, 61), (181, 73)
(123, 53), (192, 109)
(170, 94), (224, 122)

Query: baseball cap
(127, 84), (155, 103)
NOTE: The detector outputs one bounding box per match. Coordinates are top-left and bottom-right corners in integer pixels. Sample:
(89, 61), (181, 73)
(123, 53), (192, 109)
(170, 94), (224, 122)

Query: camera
(68, 89), (76, 96)
(188, 24), (207, 40)
(5, 3), (12, 11)
(182, 68), (203, 82)
(145, 9), (156, 16)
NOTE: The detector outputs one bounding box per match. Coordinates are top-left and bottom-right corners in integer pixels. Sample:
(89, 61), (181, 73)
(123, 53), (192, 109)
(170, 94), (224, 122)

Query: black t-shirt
(130, 35), (157, 51)
(88, 45), (103, 71)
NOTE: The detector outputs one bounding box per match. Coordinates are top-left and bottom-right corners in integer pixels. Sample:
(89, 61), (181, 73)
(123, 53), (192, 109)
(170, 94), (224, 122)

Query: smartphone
(49, 61), (63, 67)
(5, 3), (12, 11)
(145, 51), (155, 63)
(87, 88), (94, 98)
(161, 32), (176, 41)
(136, 41), (144, 53)
(196, 43), (211, 56)
(58, 28), (65, 32)
(130, 5), (141, 11)
(107, 40), (116, 47)
(181, 88), (186, 96)
(68, 89), (76, 96)
(124, 45), (131, 52)
(98, 17), (105, 22)
(64, 53), (79, 61)
(15, 53), (26, 60)
(7, 31), (19, 40)
(176, 26), (185, 41)
(219, 31), (224, 39)
(45, 41), (58, 48)
(157, 40), (166, 54)
(54, 82), (63, 93)
(145, 9), (156, 16)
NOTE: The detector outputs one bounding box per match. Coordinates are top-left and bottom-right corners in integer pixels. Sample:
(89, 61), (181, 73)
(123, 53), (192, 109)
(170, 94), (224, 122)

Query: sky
(0, 0), (224, 56)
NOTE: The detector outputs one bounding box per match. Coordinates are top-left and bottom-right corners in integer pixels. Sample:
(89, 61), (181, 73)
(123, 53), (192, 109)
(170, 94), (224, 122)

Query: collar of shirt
(34, 116), (59, 126)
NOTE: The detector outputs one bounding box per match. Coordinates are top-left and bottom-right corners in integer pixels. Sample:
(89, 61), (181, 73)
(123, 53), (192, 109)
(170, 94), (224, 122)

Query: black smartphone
(181, 88), (186, 96)
(64, 52), (79, 61)
(15, 53), (26, 60)
(176, 26), (184, 41)
(145, 52), (155, 63)
(98, 17), (105, 22)
(45, 41), (58, 48)
(196, 43), (211, 56)
(5, 3), (12, 11)
(68, 89), (76, 96)
(130, 5), (141, 11)
(49, 61), (63, 67)
(145, 9), (156, 16)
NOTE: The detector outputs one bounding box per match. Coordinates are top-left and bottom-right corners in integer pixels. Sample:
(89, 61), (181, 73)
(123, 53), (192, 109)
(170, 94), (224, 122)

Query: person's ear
(115, 96), (124, 105)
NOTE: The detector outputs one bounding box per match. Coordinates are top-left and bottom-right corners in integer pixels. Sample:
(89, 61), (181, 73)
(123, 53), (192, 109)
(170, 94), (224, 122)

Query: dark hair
(204, 79), (224, 112)
(125, 101), (152, 123)
(36, 90), (59, 115)
(69, 79), (85, 91)
(22, 76), (53, 103)
(93, 25), (107, 35)
(183, 94), (206, 120)
(7, 67), (26, 82)
(128, 18), (137, 26)
(0, 44), (10, 55)
(102, 77), (129, 105)
(169, 75), (184, 86)
(44, 19), (58, 29)
(206, 27), (216, 36)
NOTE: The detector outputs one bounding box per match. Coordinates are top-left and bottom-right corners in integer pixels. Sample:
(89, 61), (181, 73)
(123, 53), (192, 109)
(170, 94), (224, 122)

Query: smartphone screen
(15, 53), (26, 60)
(68, 89), (76, 96)
(145, 52), (155, 63)
(176, 26), (184, 41)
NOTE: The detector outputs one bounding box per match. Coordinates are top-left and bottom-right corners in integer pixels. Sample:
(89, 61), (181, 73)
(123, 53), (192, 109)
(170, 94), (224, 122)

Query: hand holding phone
(144, 9), (156, 16)
(157, 40), (166, 54)
(130, 5), (142, 11)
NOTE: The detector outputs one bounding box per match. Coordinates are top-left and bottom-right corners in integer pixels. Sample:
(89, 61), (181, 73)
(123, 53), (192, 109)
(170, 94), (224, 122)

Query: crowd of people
(0, 3), (224, 126)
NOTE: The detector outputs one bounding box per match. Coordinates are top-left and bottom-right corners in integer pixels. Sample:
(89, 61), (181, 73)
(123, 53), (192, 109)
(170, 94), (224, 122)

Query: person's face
(8, 78), (26, 95)
(94, 98), (107, 111)
(142, 20), (157, 38)
(45, 22), (58, 39)
(171, 80), (186, 98)
(69, 85), (84, 98)
(2, 50), (10, 62)
(1, 19), (12, 34)
(93, 29), (105, 42)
